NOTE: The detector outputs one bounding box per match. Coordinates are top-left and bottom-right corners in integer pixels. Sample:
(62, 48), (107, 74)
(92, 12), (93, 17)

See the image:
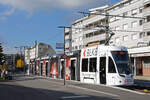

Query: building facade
(71, 17), (87, 51)
(25, 42), (56, 75)
(71, 6), (108, 51)
(83, 6), (108, 47)
(65, 28), (72, 53)
(70, 0), (150, 76)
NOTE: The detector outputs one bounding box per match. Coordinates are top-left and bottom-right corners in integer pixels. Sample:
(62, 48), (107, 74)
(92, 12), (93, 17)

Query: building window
(94, 31), (100, 36)
(123, 24), (128, 30)
(132, 34), (138, 40)
(139, 20), (143, 25)
(89, 33), (93, 37)
(86, 34), (89, 38)
(123, 11), (128, 17)
(140, 32), (146, 38)
(144, 3), (150, 9)
(131, 21), (137, 28)
(147, 15), (150, 22)
(124, 2), (129, 6)
(115, 15), (120, 21)
(75, 46), (78, 49)
(123, 35), (128, 41)
(109, 17), (115, 22)
(139, 7), (143, 13)
(39, 48), (42, 52)
(131, 9), (138, 16)
(82, 59), (88, 72)
(79, 36), (82, 41)
(147, 31), (150, 36)
(144, 59), (150, 69)
(79, 45), (83, 49)
(118, 4), (124, 8)
(115, 26), (120, 30)
(89, 58), (97, 72)
(115, 37), (120, 43)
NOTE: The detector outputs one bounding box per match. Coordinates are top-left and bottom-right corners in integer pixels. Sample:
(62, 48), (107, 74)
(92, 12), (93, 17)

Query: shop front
(129, 47), (150, 76)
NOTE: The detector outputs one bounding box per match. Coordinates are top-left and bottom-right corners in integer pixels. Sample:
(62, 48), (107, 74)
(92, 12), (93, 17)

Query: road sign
(56, 43), (64, 49)
(61, 54), (67, 59)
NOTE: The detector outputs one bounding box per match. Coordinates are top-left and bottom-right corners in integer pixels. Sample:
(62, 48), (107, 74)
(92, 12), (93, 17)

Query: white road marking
(61, 95), (90, 99)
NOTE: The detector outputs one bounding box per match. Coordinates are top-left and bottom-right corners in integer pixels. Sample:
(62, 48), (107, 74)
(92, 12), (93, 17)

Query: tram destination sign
(83, 47), (98, 57)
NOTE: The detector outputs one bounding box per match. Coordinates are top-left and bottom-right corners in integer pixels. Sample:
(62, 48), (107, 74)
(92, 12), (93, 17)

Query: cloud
(0, 8), (15, 22)
(3, 46), (17, 54)
(0, 16), (7, 22)
(0, 0), (108, 13)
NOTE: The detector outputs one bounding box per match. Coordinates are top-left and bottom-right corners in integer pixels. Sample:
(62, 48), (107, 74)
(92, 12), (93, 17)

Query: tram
(80, 45), (134, 86)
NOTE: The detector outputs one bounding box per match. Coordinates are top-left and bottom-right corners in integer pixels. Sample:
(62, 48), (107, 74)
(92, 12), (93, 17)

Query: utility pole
(58, 26), (71, 85)
(105, 12), (110, 45)
(35, 40), (37, 75)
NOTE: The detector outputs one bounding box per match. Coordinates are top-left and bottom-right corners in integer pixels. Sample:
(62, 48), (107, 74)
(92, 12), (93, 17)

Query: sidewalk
(134, 76), (150, 81)
(19, 74), (150, 88)
(134, 76), (150, 87)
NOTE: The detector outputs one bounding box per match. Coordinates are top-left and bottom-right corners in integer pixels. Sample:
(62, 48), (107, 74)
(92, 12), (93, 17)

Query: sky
(0, 0), (121, 54)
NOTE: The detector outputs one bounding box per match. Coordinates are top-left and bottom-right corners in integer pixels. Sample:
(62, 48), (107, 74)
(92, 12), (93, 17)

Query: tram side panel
(80, 46), (98, 84)
(80, 45), (134, 86)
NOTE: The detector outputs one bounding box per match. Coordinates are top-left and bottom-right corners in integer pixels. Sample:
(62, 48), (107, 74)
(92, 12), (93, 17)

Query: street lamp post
(58, 26), (71, 85)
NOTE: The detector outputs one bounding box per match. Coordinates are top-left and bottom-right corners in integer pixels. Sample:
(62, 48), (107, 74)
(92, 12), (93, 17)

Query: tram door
(41, 63), (43, 76)
(61, 61), (64, 79)
(46, 62), (48, 76)
(100, 57), (106, 84)
(71, 59), (76, 80)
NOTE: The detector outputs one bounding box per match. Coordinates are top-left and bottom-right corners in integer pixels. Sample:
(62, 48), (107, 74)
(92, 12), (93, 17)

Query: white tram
(80, 45), (134, 86)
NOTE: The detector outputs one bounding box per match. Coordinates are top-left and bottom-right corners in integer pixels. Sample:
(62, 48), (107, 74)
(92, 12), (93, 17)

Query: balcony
(65, 42), (70, 49)
(65, 35), (70, 40)
(143, 22), (150, 30)
(143, 7), (150, 16)
(144, 0), (150, 5)
(83, 34), (106, 45)
(83, 27), (105, 35)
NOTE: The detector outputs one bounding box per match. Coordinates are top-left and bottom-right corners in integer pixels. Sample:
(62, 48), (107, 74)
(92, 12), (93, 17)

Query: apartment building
(107, 0), (144, 75)
(25, 42), (56, 62)
(83, 6), (108, 47)
(65, 28), (72, 53)
(25, 42), (56, 74)
(71, 17), (88, 51)
(107, 0), (143, 47)
(143, 0), (150, 40)
(71, 6), (108, 51)
(70, 0), (150, 76)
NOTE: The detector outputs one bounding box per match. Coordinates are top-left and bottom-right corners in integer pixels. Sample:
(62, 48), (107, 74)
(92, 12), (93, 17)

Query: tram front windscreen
(111, 51), (131, 75)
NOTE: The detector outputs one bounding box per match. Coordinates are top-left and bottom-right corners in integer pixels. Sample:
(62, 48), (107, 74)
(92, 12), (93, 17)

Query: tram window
(82, 59), (88, 72)
(108, 57), (116, 73)
(89, 58), (97, 72)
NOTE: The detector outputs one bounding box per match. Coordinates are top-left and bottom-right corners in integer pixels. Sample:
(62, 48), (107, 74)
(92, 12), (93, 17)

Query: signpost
(56, 43), (64, 54)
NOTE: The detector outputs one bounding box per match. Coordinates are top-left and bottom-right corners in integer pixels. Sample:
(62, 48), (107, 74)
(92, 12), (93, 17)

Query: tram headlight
(124, 80), (127, 83)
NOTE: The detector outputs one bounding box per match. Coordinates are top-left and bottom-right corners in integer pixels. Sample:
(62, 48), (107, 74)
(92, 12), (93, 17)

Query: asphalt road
(0, 76), (150, 100)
